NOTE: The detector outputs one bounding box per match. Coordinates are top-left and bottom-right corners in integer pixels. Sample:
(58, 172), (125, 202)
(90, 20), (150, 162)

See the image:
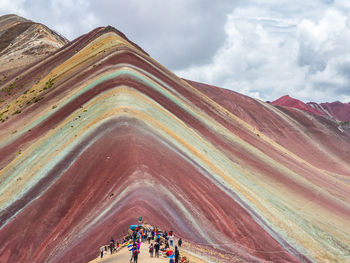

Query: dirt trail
(89, 241), (210, 263)
(89, 242), (169, 263)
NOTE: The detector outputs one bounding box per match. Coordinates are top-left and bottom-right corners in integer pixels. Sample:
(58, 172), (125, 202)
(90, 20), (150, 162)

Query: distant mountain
(0, 14), (67, 82)
(272, 95), (350, 121)
(271, 95), (325, 116)
(308, 101), (350, 122)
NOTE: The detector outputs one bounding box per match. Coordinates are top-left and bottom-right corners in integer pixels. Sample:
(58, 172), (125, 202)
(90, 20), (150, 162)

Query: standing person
(156, 234), (161, 244)
(175, 246), (180, 263)
(109, 241), (114, 254)
(149, 243), (154, 257)
(147, 229), (152, 243)
(137, 231), (141, 242)
(151, 230), (155, 240)
(143, 229), (146, 242)
(169, 234), (174, 246)
(132, 245), (140, 263)
(137, 241), (141, 250)
(178, 238), (182, 247)
(115, 242), (120, 253)
(100, 246), (104, 258)
(154, 242), (160, 258)
(129, 244), (136, 262)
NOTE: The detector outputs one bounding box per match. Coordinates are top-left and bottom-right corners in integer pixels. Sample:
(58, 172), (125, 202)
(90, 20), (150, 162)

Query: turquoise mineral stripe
(0, 122), (115, 229)
(0, 66), (183, 147)
(1, 64), (207, 153)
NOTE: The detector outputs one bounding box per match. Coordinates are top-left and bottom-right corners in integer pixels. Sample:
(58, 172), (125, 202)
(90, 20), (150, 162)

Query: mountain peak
(272, 94), (325, 116)
(271, 95), (350, 121)
(0, 14), (68, 82)
(0, 14), (32, 26)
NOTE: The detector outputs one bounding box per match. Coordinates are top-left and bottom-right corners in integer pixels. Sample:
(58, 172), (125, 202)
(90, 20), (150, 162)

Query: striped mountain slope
(0, 25), (349, 263)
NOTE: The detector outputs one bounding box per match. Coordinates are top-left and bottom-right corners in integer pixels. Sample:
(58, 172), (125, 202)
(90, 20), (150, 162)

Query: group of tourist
(98, 222), (186, 263)
(99, 237), (120, 258)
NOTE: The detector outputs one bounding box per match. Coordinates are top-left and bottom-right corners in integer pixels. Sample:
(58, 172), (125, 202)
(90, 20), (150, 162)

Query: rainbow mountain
(0, 16), (350, 263)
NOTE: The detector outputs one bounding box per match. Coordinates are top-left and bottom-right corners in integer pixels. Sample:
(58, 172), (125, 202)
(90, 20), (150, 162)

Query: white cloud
(86, 0), (234, 69)
(0, 0), (100, 40)
(0, 0), (349, 102)
(0, 0), (26, 16)
(176, 1), (350, 103)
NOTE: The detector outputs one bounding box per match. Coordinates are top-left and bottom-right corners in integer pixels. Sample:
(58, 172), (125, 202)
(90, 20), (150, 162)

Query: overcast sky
(1, 0), (350, 103)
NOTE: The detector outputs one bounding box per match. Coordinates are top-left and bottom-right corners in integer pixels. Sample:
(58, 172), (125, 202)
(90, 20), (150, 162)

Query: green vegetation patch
(2, 82), (16, 94)
(43, 77), (55, 90)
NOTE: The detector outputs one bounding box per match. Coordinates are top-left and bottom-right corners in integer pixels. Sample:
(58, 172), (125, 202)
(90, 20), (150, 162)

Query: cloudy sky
(1, 0), (350, 103)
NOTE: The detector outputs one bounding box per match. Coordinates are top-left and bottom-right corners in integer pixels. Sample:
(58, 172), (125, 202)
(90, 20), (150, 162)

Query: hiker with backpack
(128, 243), (137, 262)
(132, 245), (140, 263)
(149, 243), (154, 257)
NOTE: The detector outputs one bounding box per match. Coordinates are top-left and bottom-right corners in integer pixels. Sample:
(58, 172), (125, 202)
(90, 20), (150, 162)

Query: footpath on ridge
(90, 241), (169, 263)
(89, 222), (210, 263)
